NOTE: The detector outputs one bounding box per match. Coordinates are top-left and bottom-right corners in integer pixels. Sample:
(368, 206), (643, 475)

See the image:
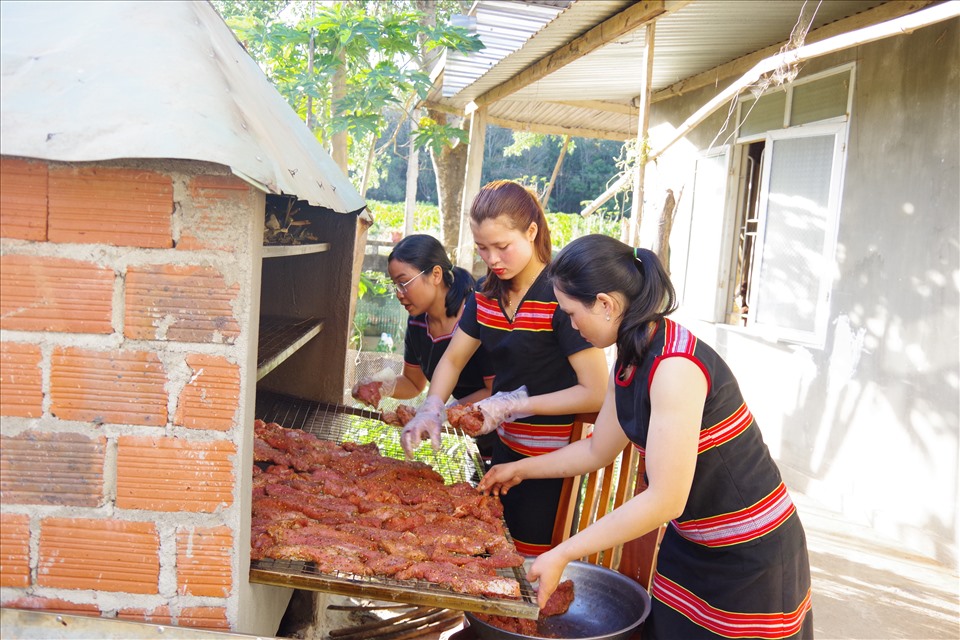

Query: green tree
(212, 0), (481, 193)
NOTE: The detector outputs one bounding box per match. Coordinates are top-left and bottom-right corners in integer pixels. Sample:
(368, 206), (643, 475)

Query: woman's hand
(476, 462), (524, 496)
(475, 386), (532, 433)
(527, 548), (570, 610)
(399, 396), (445, 457)
(351, 367), (398, 408)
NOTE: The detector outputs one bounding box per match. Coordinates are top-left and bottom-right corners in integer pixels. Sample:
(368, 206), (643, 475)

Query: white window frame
(747, 121), (848, 346)
(678, 146), (741, 323)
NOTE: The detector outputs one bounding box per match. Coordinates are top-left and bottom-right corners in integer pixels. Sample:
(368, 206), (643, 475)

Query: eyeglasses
(393, 270), (425, 295)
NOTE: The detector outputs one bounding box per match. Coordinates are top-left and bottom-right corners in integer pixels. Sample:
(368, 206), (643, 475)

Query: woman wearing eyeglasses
(400, 180), (608, 556)
(352, 234), (497, 454)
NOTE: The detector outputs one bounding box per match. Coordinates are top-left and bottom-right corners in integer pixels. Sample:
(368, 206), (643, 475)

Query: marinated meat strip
(353, 380), (383, 409)
(540, 580), (575, 616)
(394, 562), (521, 598)
(473, 579), (575, 638)
(446, 404), (485, 436)
(251, 419), (521, 600)
(381, 404), (417, 427)
(396, 404), (417, 425)
(473, 613), (538, 636)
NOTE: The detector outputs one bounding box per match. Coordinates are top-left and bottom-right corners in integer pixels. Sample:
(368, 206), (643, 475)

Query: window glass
(753, 134), (836, 334)
(681, 151), (731, 322)
(791, 72), (850, 126)
(739, 91), (786, 137)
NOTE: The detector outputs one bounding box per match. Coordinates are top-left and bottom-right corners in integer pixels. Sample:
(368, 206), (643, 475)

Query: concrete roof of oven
(0, 0), (365, 214)
(427, 0), (899, 141)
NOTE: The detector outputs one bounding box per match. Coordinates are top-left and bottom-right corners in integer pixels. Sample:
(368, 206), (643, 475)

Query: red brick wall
(0, 156), (258, 631)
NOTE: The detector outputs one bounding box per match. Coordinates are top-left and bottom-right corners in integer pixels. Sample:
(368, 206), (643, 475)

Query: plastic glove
(475, 386), (532, 435)
(351, 367), (398, 408)
(400, 396), (445, 457)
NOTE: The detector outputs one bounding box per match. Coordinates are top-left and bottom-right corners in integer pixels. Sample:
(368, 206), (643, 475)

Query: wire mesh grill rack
(255, 391), (483, 485)
(251, 391), (539, 618)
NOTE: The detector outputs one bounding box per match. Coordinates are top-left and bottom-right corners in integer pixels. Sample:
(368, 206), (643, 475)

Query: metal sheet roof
(444, 0), (633, 99)
(431, 0), (910, 140)
(0, 0), (365, 214)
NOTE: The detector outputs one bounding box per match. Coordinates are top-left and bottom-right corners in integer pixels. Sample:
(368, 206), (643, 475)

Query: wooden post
(625, 23), (655, 246)
(403, 112), (419, 238)
(456, 106), (487, 272)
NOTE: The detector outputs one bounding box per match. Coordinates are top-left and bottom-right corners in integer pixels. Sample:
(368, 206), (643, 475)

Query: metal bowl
(465, 560), (651, 640)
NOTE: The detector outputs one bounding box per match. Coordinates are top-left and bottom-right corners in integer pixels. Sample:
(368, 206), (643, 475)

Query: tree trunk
(305, 1), (316, 131)
(331, 49), (348, 175)
(541, 134), (569, 210)
(359, 132), (377, 199)
(403, 112), (420, 237)
(427, 108), (468, 255)
(652, 187), (681, 276)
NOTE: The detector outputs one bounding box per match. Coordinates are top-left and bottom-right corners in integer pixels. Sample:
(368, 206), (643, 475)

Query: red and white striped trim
(475, 294), (555, 331)
(698, 403), (754, 453)
(672, 483), (796, 547)
(652, 572), (812, 639)
(498, 420), (574, 456)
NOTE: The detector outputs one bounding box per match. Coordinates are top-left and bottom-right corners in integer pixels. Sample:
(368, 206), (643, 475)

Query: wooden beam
(652, 0), (939, 103)
(486, 116), (630, 142)
(475, 1), (668, 107)
(548, 100), (639, 116)
(456, 107), (488, 271)
(422, 101), (465, 117)
(626, 22), (656, 246)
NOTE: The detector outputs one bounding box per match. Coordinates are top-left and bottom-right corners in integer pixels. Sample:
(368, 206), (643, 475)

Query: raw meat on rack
(353, 380), (383, 409)
(447, 403), (485, 436)
(251, 419), (525, 599)
(381, 403), (417, 427)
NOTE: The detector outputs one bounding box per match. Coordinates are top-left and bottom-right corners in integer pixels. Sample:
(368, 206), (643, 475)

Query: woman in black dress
(401, 181), (608, 556)
(479, 234), (813, 639)
(351, 234), (497, 456)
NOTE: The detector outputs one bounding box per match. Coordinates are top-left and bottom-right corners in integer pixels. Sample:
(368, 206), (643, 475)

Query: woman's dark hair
(389, 234), (475, 318)
(469, 180), (551, 301)
(548, 234), (677, 370)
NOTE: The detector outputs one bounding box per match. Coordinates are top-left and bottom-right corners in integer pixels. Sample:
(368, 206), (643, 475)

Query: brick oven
(0, 2), (367, 637)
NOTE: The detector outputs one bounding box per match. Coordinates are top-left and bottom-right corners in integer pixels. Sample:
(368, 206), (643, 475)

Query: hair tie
(634, 247), (643, 264)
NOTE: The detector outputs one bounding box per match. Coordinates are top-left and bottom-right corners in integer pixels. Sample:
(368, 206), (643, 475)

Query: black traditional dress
(615, 318), (813, 639)
(403, 313), (497, 457)
(459, 271), (594, 555)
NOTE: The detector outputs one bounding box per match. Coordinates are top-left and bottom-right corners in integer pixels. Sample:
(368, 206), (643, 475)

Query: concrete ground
(793, 492), (959, 639)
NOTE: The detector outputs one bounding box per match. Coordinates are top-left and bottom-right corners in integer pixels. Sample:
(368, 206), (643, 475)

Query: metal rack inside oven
(251, 392), (539, 619)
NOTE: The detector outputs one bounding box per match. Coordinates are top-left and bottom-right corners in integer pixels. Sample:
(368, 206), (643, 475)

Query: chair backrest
(551, 417), (664, 590)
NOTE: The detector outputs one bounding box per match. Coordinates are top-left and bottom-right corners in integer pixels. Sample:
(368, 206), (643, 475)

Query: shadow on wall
(777, 214), (959, 566)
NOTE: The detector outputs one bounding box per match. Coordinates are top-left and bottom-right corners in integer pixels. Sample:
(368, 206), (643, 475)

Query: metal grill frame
(251, 392), (539, 619)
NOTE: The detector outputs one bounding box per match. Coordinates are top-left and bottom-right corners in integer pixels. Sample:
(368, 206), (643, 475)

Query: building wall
(645, 19), (959, 568)
(0, 157), (291, 633)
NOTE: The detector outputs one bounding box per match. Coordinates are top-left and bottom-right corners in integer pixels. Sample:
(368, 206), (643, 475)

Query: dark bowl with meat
(465, 559), (651, 640)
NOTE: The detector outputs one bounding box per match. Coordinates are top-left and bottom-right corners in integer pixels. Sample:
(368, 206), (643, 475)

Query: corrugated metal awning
(429, 0), (899, 140)
(0, 0), (365, 214)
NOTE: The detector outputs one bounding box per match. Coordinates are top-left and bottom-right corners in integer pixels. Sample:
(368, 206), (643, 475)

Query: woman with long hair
(401, 181), (608, 556)
(352, 235), (496, 458)
(479, 234), (813, 639)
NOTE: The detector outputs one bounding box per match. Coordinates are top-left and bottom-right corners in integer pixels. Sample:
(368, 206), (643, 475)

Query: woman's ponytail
(616, 247), (677, 369)
(445, 266), (476, 318)
(548, 235), (677, 370)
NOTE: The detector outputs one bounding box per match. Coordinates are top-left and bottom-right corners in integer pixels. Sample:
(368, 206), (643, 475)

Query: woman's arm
(523, 347), (608, 416)
(453, 376), (493, 406)
(479, 370), (628, 494)
(422, 329), (480, 402)
(391, 364), (428, 400)
(528, 356), (707, 607)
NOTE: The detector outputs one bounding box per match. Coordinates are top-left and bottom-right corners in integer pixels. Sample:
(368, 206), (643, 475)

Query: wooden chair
(551, 416), (665, 590)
